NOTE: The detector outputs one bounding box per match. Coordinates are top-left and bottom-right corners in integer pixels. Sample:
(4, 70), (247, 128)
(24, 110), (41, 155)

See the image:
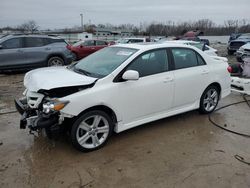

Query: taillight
(227, 66), (232, 73)
(66, 45), (71, 50)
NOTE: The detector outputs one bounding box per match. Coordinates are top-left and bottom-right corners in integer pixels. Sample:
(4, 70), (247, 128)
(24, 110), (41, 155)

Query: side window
(197, 54), (206, 65)
(96, 41), (107, 45)
(25, 37), (45, 48)
(126, 49), (168, 77)
(2, 38), (22, 49)
(171, 48), (199, 69)
(84, 40), (95, 46)
(128, 39), (143, 43)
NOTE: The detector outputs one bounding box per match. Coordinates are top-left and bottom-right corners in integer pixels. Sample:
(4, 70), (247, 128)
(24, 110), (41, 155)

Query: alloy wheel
(76, 115), (110, 149)
(203, 88), (219, 112)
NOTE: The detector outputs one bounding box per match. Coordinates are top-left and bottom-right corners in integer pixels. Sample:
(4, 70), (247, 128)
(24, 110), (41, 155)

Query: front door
(111, 49), (174, 126)
(0, 37), (26, 69)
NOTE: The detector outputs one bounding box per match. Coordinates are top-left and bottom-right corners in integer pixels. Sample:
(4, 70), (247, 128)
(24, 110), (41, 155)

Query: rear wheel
(47, 56), (64, 66)
(199, 85), (219, 114)
(71, 110), (114, 152)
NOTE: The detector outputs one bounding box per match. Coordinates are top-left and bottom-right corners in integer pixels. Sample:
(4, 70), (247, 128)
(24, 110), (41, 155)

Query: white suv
(15, 43), (231, 152)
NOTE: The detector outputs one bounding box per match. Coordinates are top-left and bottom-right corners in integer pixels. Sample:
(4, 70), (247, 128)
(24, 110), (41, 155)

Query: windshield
(72, 41), (84, 47)
(116, 39), (129, 44)
(73, 47), (138, 78)
(238, 35), (250, 40)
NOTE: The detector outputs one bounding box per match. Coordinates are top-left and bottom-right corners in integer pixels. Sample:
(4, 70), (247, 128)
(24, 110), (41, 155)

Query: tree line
(1, 19), (250, 36)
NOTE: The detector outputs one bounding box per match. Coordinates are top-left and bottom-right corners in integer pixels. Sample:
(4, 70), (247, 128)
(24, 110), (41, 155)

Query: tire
(199, 85), (220, 114)
(71, 110), (114, 152)
(47, 56), (64, 67)
(227, 50), (234, 55)
(236, 56), (243, 62)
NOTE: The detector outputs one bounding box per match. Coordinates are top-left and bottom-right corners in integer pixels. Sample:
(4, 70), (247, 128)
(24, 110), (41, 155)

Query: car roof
(161, 40), (200, 44)
(121, 38), (146, 40)
(0, 34), (62, 40)
(113, 42), (193, 51)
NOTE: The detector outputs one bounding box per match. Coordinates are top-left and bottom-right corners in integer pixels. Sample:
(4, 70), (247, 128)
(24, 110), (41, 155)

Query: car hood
(230, 39), (250, 43)
(24, 66), (97, 92)
(241, 43), (250, 50)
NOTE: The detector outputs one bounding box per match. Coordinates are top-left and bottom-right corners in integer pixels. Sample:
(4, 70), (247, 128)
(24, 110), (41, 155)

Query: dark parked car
(228, 33), (242, 42)
(68, 39), (109, 60)
(0, 34), (75, 72)
(227, 33), (250, 55)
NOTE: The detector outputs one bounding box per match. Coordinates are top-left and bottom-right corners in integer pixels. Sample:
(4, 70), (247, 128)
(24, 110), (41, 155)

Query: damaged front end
(15, 66), (97, 135)
(14, 90), (69, 134)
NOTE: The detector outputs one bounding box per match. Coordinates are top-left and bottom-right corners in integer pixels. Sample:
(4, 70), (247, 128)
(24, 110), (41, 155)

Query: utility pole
(80, 13), (83, 31)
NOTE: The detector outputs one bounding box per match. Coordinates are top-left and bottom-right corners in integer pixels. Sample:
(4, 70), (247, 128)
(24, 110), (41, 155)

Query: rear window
(24, 37), (46, 47)
(96, 40), (107, 45)
(47, 38), (67, 45)
(172, 48), (202, 69)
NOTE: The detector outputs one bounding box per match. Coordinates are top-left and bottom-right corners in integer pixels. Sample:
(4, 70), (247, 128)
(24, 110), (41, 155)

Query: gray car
(0, 34), (75, 71)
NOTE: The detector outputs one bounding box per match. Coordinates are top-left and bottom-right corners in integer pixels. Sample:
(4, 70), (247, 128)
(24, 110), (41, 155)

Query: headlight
(239, 47), (244, 52)
(42, 100), (69, 114)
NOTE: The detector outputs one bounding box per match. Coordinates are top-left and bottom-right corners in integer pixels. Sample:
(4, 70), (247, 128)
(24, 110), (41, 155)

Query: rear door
(22, 37), (48, 67)
(170, 48), (210, 109)
(0, 37), (26, 69)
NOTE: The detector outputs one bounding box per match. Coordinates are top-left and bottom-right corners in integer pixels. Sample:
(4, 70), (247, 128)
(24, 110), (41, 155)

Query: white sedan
(15, 43), (231, 151)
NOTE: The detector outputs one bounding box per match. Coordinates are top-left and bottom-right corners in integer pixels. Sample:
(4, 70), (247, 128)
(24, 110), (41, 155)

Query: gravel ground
(0, 43), (250, 188)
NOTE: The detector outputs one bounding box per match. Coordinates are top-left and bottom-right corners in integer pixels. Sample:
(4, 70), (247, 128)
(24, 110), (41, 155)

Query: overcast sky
(0, 0), (249, 29)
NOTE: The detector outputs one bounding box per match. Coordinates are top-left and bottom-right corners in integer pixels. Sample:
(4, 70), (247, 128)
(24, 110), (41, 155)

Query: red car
(68, 40), (109, 60)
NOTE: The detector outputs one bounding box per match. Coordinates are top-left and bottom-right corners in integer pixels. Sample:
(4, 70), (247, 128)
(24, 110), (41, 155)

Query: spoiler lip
(211, 56), (228, 62)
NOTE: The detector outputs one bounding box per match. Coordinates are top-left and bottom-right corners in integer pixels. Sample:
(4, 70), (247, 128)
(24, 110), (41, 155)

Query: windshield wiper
(73, 66), (93, 76)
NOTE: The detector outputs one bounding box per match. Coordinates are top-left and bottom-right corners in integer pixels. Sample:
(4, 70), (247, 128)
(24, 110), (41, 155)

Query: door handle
(201, 70), (209, 75)
(163, 77), (173, 83)
(17, 49), (23, 53)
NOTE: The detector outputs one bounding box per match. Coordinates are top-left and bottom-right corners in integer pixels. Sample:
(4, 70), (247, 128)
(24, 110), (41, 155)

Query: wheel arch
(76, 105), (118, 126)
(200, 82), (222, 102)
(207, 82), (221, 97)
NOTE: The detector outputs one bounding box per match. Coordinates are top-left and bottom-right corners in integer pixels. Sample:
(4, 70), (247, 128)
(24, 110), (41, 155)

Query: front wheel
(199, 86), (219, 114)
(71, 110), (114, 152)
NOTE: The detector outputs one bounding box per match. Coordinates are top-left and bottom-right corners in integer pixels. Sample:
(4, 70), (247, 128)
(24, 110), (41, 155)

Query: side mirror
(0, 45), (3, 49)
(122, 70), (139, 81)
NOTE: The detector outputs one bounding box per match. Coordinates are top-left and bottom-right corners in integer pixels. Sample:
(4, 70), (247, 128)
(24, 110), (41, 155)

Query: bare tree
(18, 20), (39, 33)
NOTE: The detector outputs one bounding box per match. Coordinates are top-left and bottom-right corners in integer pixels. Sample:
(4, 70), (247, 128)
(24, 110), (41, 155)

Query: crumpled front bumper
(14, 98), (59, 130)
(236, 51), (250, 62)
(231, 77), (250, 95)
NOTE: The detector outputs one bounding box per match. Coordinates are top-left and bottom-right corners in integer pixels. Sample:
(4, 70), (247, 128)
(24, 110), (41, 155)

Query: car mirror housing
(122, 70), (139, 81)
(0, 45), (3, 49)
